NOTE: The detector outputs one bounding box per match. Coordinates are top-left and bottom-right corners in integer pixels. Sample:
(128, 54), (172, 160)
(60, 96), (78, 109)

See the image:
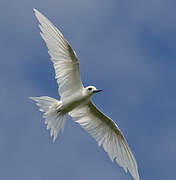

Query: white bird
(30, 9), (140, 180)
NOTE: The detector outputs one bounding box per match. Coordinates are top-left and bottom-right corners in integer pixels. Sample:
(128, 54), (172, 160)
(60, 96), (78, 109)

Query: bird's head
(84, 86), (103, 97)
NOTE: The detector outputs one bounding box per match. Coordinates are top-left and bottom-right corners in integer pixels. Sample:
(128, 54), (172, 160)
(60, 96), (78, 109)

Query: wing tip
(33, 8), (44, 21)
(33, 8), (39, 15)
(130, 165), (140, 180)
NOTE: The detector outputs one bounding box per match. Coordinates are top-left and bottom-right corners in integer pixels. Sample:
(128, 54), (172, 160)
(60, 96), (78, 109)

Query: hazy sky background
(1, 0), (176, 180)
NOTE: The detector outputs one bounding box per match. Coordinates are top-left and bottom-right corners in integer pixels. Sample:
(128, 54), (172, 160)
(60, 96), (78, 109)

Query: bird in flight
(30, 9), (140, 180)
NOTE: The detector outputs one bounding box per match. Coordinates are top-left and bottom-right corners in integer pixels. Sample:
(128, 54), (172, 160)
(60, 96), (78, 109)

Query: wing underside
(34, 9), (83, 99)
(69, 102), (139, 180)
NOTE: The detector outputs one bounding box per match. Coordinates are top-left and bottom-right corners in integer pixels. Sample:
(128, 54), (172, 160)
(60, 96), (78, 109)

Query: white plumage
(30, 9), (140, 180)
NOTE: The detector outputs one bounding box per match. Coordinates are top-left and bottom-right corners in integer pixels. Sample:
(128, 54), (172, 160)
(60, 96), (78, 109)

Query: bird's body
(30, 9), (140, 180)
(61, 88), (89, 113)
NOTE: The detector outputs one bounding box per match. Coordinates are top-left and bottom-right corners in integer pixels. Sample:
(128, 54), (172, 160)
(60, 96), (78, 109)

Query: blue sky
(1, 0), (176, 180)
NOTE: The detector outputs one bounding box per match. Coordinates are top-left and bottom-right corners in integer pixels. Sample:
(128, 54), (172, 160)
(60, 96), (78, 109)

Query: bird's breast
(61, 92), (89, 113)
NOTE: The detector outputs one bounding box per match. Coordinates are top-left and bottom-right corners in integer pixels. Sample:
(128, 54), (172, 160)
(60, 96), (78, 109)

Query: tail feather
(29, 96), (66, 142)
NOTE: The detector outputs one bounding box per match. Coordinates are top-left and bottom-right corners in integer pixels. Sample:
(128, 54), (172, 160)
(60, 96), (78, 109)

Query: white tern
(30, 9), (140, 180)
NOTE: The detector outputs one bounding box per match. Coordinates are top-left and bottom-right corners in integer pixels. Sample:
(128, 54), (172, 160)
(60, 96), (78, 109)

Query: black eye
(88, 87), (92, 91)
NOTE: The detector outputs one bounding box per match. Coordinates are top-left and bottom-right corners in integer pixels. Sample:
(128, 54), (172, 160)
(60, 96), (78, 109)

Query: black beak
(93, 89), (103, 93)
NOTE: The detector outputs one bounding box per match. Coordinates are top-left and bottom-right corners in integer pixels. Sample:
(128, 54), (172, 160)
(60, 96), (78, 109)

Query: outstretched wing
(34, 9), (83, 99)
(69, 102), (139, 180)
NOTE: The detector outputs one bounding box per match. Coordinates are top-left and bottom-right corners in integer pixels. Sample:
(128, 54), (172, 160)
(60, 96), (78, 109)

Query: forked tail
(29, 96), (67, 142)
